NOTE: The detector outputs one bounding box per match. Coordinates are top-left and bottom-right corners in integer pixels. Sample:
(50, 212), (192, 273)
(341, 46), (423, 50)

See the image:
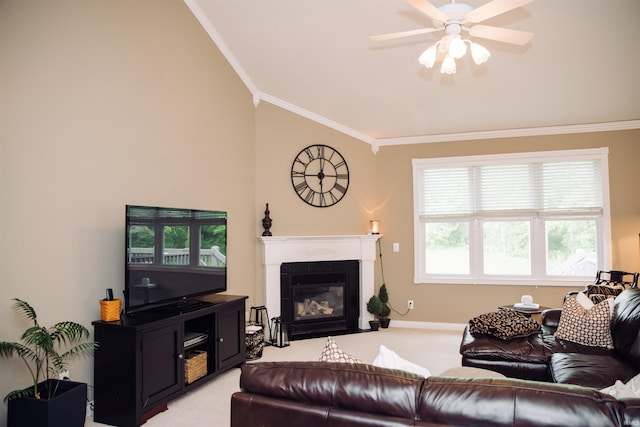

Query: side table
(499, 304), (552, 323)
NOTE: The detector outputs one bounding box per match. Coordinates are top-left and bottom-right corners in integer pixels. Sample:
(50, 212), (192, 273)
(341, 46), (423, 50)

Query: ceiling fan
(371, 0), (535, 74)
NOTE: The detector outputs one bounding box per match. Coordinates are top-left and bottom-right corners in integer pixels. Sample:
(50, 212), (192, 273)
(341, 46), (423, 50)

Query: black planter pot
(380, 317), (391, 328)
(369, 320), (380, 331)
(7, 379), (87, 427)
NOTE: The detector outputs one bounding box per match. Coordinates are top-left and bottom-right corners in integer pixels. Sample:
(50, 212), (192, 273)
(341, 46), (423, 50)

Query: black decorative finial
(261, 203), (272, 236)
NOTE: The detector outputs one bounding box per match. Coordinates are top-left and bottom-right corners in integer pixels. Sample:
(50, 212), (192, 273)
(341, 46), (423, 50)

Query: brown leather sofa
(231, 361), (640, 427)
(460, 287), (640, 388)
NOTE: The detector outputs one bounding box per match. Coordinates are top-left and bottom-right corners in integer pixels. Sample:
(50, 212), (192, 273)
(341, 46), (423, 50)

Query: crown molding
(259, 91), (640, 153)
(184, 0), (258, 98)
(374, 120), (640, 149)
(257, 93), (375, 144)
(186, 1), (640, 154)
(248, 84), (640, 153)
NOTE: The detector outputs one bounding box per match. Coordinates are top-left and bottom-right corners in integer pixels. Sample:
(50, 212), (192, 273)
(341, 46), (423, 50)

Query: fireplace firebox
(280, 260), (359, 340)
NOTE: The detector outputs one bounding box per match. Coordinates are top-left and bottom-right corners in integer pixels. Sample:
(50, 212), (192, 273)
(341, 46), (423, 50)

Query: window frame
(412, 148), (611, 286)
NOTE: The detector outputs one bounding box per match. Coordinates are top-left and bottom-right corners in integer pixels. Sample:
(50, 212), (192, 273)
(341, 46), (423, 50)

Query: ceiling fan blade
(465, 0), (534, 24)
(468, 25), (534, 45)
(405, 0), (450, 23)
(370, 27), (441, 42)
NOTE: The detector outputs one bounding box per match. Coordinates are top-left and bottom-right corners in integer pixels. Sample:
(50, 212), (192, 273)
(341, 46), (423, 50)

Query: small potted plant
(366, 295), (383, 331)
(0, 298), (98, 427)
(378, 284), (391, 328)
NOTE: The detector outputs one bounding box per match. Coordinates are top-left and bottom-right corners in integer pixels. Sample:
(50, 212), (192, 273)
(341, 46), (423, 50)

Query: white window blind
(412, 148), (611, 285)
(417, 158), (604, 220)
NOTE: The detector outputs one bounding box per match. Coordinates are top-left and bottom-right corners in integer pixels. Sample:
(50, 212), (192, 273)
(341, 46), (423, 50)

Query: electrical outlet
(59, 370), (70, 380)
(408, 300), (414, 310)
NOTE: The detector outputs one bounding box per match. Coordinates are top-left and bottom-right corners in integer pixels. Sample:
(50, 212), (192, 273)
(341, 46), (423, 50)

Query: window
(412, 148), (610, 286)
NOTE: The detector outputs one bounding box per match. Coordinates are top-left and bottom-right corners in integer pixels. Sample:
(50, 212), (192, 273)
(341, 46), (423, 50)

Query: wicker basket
(99, 299), (121, 322)
(185, 350), (208, 384)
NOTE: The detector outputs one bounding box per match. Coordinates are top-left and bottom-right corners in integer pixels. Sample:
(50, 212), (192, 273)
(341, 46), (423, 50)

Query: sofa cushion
(587, 283), (626, 303)
(601, 372), (640, 398)
(239, 362), (423, 421)
(611, 288), (640, 361)
(469, 308), (541, 340)
(319, 337), (362, 364)
(550, 353), (639, 389)
(554, 295), (613, 349)
(418, 376), (623, 427)
(460, 325), (550, 363)
(372, 345), (431, 378)
(231, 392), (422, 427)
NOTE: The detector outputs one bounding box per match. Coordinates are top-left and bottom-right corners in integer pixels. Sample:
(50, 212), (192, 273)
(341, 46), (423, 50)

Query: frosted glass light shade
(418, 44), (438, 68)
(369, 220), (380, 235)
(441, 55), (456, 74)
(470, 42), (491, 65)
(449, 37), (467, 59)
(417, 38), (492, 74)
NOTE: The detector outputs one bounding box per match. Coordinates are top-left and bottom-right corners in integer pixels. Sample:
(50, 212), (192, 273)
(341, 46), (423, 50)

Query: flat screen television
(124, 205), (227, 315)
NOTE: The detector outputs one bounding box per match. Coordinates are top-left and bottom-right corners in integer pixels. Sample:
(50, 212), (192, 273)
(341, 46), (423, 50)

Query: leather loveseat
(231, 361), (640, 427)
(460, 287), (640, 388)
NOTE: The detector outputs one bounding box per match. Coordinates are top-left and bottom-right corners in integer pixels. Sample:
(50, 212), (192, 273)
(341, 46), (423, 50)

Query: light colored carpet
(86, 326), (464, 427)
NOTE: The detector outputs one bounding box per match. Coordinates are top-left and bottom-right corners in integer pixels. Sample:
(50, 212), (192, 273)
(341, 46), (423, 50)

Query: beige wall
(253, 103), (378, 305)
(1, 0), (639, 424)
(252, 99), (640, 325)
(254, 103), (378, 237)
(0, 0), (256, 423)
(372, 133), (640, 323)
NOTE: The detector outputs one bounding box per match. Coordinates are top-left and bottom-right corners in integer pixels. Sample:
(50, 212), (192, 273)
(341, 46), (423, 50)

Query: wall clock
(291, 144), (349, 208)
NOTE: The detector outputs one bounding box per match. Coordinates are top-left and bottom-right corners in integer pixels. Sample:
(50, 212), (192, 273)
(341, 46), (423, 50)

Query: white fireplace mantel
(258, 235), (381, 330)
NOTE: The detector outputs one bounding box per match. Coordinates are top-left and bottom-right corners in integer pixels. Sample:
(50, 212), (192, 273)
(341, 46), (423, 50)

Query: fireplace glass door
(281, 260), (359, 340)
(293, 283), (344, 322)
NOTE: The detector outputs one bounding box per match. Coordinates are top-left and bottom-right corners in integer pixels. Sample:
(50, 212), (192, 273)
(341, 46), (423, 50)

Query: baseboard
(388, 320), (467, 331)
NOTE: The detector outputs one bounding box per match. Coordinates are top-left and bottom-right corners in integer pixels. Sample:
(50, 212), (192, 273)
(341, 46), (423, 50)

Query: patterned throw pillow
(372, 345), (431, 377)
(319, 337), (362, 364)
(586, 283), (625, 304)
(469, 309), (541, 341)
(554, 295), (613, 349)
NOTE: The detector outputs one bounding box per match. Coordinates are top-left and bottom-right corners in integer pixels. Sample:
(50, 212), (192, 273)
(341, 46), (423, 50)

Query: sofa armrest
(231, 392), (419, 427)
(619, 398), (640, 427)
(541, 308), (562, 328)
(418, 376), (623, 427)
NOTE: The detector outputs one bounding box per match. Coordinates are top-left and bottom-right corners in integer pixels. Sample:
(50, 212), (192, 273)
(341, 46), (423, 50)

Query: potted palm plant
(366, 295), (383, 331)
(0, 298), (98, 427)
(378, 284), (391, 328)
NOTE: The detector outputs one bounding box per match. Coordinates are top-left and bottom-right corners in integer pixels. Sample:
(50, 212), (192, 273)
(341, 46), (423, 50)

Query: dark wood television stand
(92, 294), (247, 427)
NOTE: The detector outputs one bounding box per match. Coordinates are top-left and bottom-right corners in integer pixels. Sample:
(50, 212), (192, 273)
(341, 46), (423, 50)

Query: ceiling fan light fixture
(469, 42), (491, 65)
(371, 0), (534, 75)
(441, 55), (456, 74)
(418, 43), (438, 68)
(449, 36), (467, 59)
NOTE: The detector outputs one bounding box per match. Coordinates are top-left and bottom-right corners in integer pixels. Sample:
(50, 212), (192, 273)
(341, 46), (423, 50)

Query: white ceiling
(186, 0), (640, 148)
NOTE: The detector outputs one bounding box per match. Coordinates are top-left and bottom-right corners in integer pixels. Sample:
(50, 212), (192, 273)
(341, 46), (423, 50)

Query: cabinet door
(216, 303), (245, 371)
(93, 324), (139, 427)
(141, 324), (182, 409)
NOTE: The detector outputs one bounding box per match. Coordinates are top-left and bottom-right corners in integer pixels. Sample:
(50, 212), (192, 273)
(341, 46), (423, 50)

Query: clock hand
(317, 158), (325, 186)
(317, 170), (325, 190)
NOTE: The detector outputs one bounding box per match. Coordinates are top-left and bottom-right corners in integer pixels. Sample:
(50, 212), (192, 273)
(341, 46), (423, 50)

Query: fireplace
(259, 235), (381, 331)
(281, 260), (359, 340)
